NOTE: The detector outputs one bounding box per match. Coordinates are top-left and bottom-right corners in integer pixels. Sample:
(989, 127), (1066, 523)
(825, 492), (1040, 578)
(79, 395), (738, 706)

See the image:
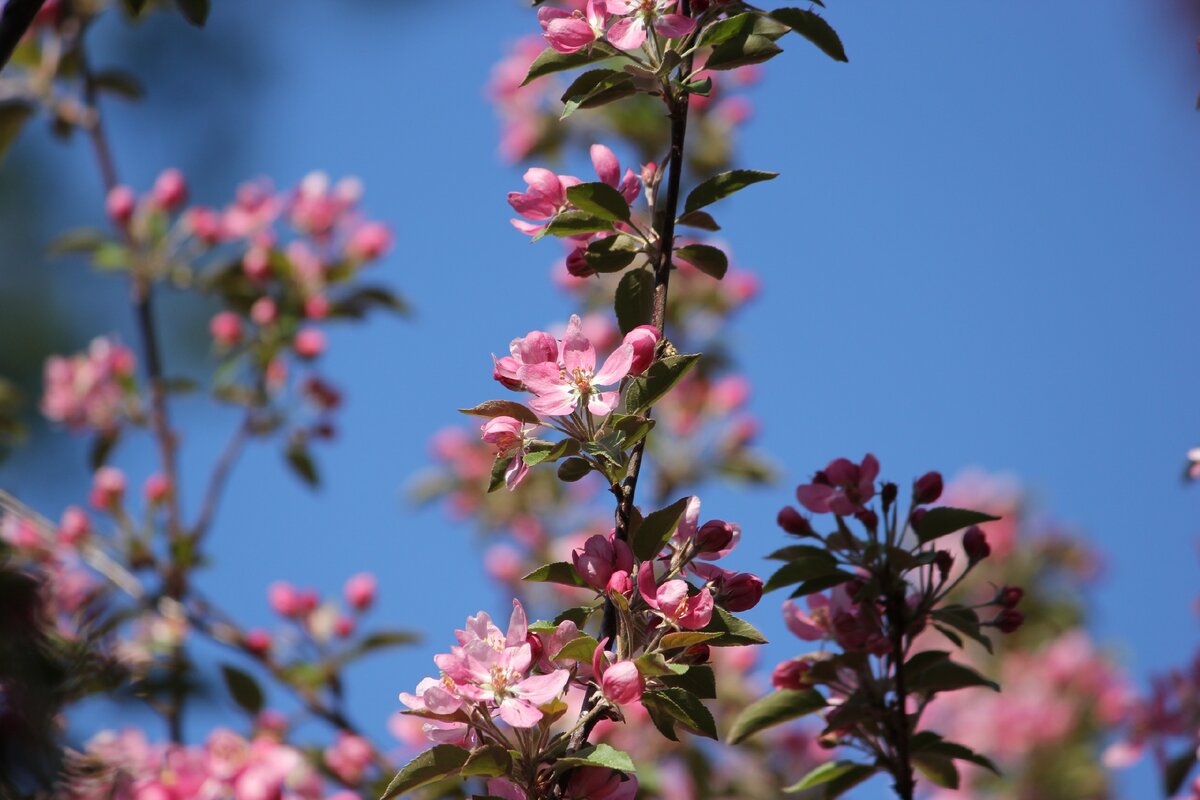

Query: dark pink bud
(995, 609), (1024, 633)
(910, 507), (927, 529)
(57, 506), (90, 547)
(106, 185), (136, 225)
(998, 586), (1024, 609)
(297, 590), (319, 615)
(681, 643), (710, 665)
(881, 481), (898, 507)
(142, 473), (172, 505)
(720, 572), (763, 612)
(185, 206), (222, 244)
(695, 520), (735, 554)
(151, 168), (188, 211)
(305, 295), (330, 320)
(622, 325), (660, 375)
(913, 471), (944, 505)
(267, 582), (302, 617)
(771, 657), (815, 691)
(250, 297), (278, 326)
(346, 222), (392, 261)
(776, 506), (814, 537)
(962, 526), (991, 563)
(243, 629), (272, 656)
(89, 467), (126, 511)
(600, 660), (644, 705)
(565, 247), (595, 278)
(210, 312), (243, 347)
(343, 573), (376, 611)
(854, 509), (878, 529)
(526, 633), (544, 664)
(934, 550), (953, 580)
(606, 570), (632, 597)
(294, 328), (326, 359)
(334, 616), (355, 638)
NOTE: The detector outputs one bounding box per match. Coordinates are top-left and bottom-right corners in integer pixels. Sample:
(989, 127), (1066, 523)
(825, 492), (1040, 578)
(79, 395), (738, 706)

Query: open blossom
(403, 601), (570, 731)
(784, 586), (890, 655)
(509, 167), (581, 237)
(637, 562), (714, 629)
(590, 144), (642, 204)
(572, 530), (634, 592)
(518, 315), (634, 416)
(481, 416), (535, 490)
(324, 732), (373, 784)
(41, 337), (136, 434)
(606, 0), (696, 51)
(795, 453), (880, 515)
(539, 0), (607, 53)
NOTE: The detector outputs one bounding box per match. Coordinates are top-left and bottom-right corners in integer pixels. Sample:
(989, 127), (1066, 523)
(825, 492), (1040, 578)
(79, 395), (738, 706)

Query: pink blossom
(783, 596), (830, 641)
(572, 530), (634, 592)
(243, 629), (272, 655)
(346, 221), (393, 261)
(593, 644), (643, 705)
(294, 328), (326, 359)
(494, 329), (560, 389)
(41, 337), (135, 434)
(481, 416), (535, 490)
(590, 144), (642, 204)
(210, 311), (244, 347)
(509, 167), (581, 236)
(343, 572), (376, 611)
(795, 453), (880, 515)
(250, 297), (278, 326)
(568, 767), (638, 799)
(143, 473), (172, 504)
(184, 206), (223, 244)
(772, 657), (817, 690)
(539, 1), (607, 54)
(106, 185), (135, 224)
(637, 562), (713, 629)
(267, 581), (304, 617)
(606, 0), (695, 51)
(519, 315), (633, 416)
(324, 732), (373, 784)
(151, 168), (188, 211)
(622, 324), (659, 375)
(57, 506), (90, 547)
(90, 466), (126, 510)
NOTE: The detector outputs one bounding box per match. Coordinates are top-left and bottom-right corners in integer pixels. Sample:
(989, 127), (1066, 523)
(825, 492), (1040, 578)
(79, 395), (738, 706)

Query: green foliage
(727, 689), (826, 744)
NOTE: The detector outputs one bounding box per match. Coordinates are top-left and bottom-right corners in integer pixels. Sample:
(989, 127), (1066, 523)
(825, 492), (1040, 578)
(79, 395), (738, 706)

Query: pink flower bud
(343, 572), (377, 611)
(606, 570), (632, 597)
(304, 295), (330, 320)
(243, 247), (271, 281)
(243, 629), (272, 656)
(294, 328), (326, 359)
(210, 312), (243, 347)
(720, 572), (763, 612)
(89, 466), (126, 510)
(998, 586), (1024, 608)
(995, 608), (1024, 633)
(777, 506), (814, 537)
(346, 222), (392, 261)
(143, 473), (172, 504)
(256, 709), (288, 734)
(622, 325), (660, 375)
(184, 206), (222, 244)
(334, 615), (355, 638)
(250, 297), (277, 326)
(772, 657), (815, 690)
(695, 520), (734, 554)
(600, 660), (643, 705)
(151, 168), (188, 211)
(962, 526), (991, 563)
(267, 581), (303, 617)
(57, 506), (90, 546)
(297, 589), (319, 615)
(565, 246), (595, 278)
(567, 768), (638, 800)
(913, 471), (943, 505)
(106, 185), (136, 225)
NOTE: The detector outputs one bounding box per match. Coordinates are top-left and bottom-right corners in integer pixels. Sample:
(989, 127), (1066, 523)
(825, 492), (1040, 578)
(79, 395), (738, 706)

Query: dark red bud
(526, 633), (544, 663)
(998, 586), (1024, 609)
(962, 526), (991, 563)
(696, 520), (735, 554)
(565, 247), (595, 278)
(910, 508), (927, 529)
(777, 506), (814, 537)
(720, 573), (763, 612)
(913, 471), (943, 505)
(934, 551), (953, 581)
(881, 482), (898, 507)
(995, 609), (1024, 633)
(854, 509), (878, 529)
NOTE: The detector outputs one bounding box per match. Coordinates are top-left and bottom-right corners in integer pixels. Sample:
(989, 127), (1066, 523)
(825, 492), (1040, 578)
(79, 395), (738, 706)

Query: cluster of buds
(40, 337), (138, 436)
(253, 572), (381, 653)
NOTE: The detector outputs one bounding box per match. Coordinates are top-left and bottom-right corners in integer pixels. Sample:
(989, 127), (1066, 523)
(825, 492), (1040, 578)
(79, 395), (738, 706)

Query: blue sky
(3, 0), (1199, 796)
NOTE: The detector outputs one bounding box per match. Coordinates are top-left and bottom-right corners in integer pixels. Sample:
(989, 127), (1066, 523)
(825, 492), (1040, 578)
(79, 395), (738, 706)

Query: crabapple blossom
(294, 328), (326, 359)
(41, 337), (136, 434)
(590, 144), (642, 204)
(210, 311), (244, 347)
(606, 0), (696, 51)
(517, 315), (633, 417)
(539, 1), (607, 54)
(343, 572), (377, 611)
(572, 530), (634, 592)
(105, 185), (135, 224)
(622, 324), (659, 375)
(795, 453), (879, 515)
(89, 466), (126, 510)
(593, 645), (644, 705)
(142, 473), (172, 504)
(637, 561), (714, 629)
(150, 168), (188, 211)
(509, 167), (581, 237)
(481, 416), (535, 489)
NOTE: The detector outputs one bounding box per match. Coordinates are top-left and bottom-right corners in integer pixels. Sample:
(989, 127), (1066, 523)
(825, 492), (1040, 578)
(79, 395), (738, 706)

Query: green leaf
(174, 0), (210, 26)
(554, 743), (636, 773)
(566, 182), (631, 223)
(560, 68), (637, 118)
(285, 443), (320, 488)
(488, 456), (511, 493)
(905, 651), (999, 694)
(784, 760), (877, 796)
(381, 745), (471, 799)
(698, 12), (789, 47)
(524, 437), (580, 466)
(557, 457), (593, 482)
(220, 664), (264, 715)
(728, 689), (826, 744)
(659, 631), (722, 650)
(914, 754), (960, 789)
(706, 33), (784, 71)
(769, 8), (849, 63)
(930, 605), (993, 654)
(630, 496), (691, 561)
(614, 268), (654, 334)
(585, 233), (642, 273)
(911, 733), (1001, 776)
(540, 210), (615, 239)
(0, 101), (34, 163)
(1164, 749), (1198, 796)
(700, 606), (768, 646)
(787, 570), (859, 598)
(763, 554), (840, 593)
(523, 44), (620, 85)
(660, 663), (716, 699)
(676, 210), (721, 231)
(462, 745), (512, 778)
(48, 228), (111, 256)
(683, 170), (778, 214)
(674, 243), (728, 280)
(93, 242), (132, 271)
(634, 652), (687, 677)
(552, 634), (601, 662)
(330, 286), (410, 318)
(624, 354), (700, 415)
(641, 688), (717, 740)
(523, 562), (586, 588)
(458, 400), (540, 426)
(914, 507), (1001, 544)
(92, 69), (145, 100)
(766, 544), (831, 561)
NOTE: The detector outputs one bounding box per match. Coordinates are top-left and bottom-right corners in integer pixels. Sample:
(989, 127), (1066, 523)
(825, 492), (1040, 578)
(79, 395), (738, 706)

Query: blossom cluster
(40, 337), (138, 435)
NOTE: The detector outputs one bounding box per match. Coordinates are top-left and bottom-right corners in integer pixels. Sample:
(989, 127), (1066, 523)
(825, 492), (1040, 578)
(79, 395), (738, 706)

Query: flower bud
(680, 643), (710, 665)
(304, 295), (330, 320)
(934, 550), (953, 581)
(881, 481), (898, 507)
(89, 466), (126, 511)
(995, 608), (1024, 633)
(913, 471), (943, 505)
(334, 615), (355, 638)
(143, 473), (172, 505)
(909, 508), (927, 529)
(565, 247), (595, 278)
(185, 206), (222, 244)
(771, 657), (815, 691)
(105, 185), (136, 226)
(695, 520), (734, 555)
(600, 660), (644, 705)
(343, 572), (377, 611)
(346, 222), (392, 261)
(250, 297), (278, 326)
(267, 582), (303, 617)
(151, 168), (188, 211)
(962, 526), (991, 563)
(606, 570), (632, 597)
(210, 311), (243, 348)
(854, 509), (878, 529)
(243, 247), (271, 281)
(243, 629), (272, 656)
(720, 572), (763, 612)
(622, 325), (660, 375)
(294, 328), (326, 360)
(998, 586), (1024, 609)
(776, 506), (814, 537)
(57, 506), (90, 547)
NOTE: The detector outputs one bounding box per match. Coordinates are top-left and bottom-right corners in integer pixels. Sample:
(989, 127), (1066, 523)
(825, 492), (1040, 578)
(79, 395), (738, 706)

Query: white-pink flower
(518, 315), (633, 417)
(481, 416), (535, 489)
(606, 0), (695, 51)
(539, 1), (607, 54)
(637, 561), (714, 629)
